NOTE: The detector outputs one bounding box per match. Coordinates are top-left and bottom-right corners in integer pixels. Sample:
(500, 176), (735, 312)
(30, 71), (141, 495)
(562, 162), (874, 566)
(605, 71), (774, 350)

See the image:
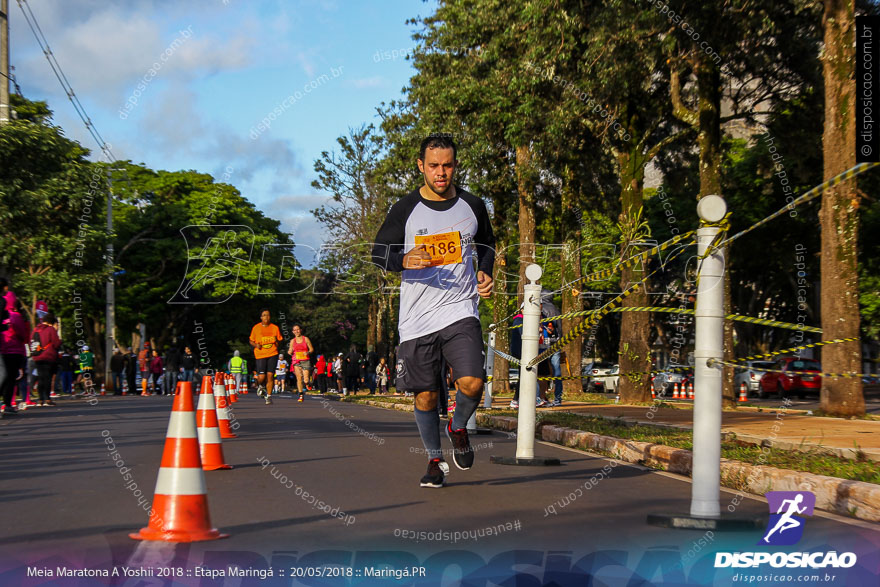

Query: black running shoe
(446, 420), (474, 470)
(419, 458), (446, 488)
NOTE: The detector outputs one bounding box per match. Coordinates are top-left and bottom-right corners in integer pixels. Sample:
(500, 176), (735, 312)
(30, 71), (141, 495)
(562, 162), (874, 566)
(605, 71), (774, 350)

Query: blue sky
(9, 0), (434, 253)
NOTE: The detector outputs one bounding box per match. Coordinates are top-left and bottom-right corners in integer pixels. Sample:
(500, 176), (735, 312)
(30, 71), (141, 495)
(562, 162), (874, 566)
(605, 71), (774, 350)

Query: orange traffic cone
(673, 382), (680, 399)
(226, 374), (238, 404)
(214, 373), (237, 439)
(141, 376), (149, 396)
(195, 380), (232, 470)
(100, 383), (106, 396)
(129, 380), (228, 542)
(738, 383), (748, 403)
(688, 382), (695, 400)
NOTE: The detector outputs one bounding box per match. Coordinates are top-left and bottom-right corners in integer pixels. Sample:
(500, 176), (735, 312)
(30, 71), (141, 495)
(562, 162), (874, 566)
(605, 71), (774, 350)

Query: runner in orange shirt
(249, 308), (283, 405)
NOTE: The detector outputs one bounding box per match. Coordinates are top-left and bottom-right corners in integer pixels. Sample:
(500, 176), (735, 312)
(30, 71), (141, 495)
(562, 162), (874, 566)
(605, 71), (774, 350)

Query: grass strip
(534, 412), (880, 485)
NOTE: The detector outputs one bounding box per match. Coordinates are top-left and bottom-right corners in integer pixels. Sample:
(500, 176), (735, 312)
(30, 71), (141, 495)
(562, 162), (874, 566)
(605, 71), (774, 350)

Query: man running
(249, 309), (282, 405)
(371, 134), (495, 488)
(288, 324), (314, 403)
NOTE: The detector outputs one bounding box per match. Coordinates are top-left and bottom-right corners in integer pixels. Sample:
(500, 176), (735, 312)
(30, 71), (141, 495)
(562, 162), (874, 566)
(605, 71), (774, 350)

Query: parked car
(582, 361), (616, 393)
(733, 360), (777, 396)
(593, 364), (619, 393)
(758, 357), (822, 399)
(652, 364), (692, 396)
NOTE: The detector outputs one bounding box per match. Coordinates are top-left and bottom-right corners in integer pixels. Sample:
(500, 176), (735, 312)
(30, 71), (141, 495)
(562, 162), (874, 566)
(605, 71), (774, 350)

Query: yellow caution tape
(708, 357), (873, 379)
(732, 337), (859, 363)
(569, 230), (696, 289)
(512, 306), (820, 333)
(715, 162), (880, 251)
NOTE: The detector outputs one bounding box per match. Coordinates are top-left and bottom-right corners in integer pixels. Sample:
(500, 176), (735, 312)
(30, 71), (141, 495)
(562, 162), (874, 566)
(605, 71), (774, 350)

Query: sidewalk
(529, 401), (880, 462)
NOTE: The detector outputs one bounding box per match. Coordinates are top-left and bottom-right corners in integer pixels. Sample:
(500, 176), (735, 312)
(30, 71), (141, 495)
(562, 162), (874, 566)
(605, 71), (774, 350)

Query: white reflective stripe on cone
(154, 467), (208, 495)
(197, 425), (222, 445)
(165, 411), (198, 439)
(213, 384), (226, 397)
(216, 405), (229, 419)
(197, 394), (217, 410)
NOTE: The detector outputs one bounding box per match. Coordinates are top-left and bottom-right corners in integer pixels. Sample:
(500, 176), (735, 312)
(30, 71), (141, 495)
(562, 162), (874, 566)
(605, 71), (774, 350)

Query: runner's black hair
(419, 134), (457, 160)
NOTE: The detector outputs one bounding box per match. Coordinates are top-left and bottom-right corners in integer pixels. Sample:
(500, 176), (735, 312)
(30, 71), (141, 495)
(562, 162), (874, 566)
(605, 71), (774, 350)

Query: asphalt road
(1, 393), (878, 586)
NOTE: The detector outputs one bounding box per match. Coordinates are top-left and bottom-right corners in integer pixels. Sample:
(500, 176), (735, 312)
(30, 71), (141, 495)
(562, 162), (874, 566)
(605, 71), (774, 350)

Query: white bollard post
(515, 264), (543, 459)
(490, 264), (560, 467)
(691, 195), (727, 518)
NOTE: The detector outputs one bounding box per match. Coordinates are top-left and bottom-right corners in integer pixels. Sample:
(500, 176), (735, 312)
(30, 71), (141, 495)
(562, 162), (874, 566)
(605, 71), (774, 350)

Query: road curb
(338, 397), (880, 524)
(474, 414), (880, 524)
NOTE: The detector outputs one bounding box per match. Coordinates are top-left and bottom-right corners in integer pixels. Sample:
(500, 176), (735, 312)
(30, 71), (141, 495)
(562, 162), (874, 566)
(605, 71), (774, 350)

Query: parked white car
(733, 360), (776, 396)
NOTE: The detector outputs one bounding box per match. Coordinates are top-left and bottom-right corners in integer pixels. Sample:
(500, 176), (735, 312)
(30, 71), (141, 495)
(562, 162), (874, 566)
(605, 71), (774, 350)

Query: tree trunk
(515, 144), (536, 301)
(376, 277), (386, 352)
(617, 151), (652, 403)
(491, 188), (511, 394)
(367, 294), (377, 349)
(561, 166), (583, 396)
(819, 0), (864, 416)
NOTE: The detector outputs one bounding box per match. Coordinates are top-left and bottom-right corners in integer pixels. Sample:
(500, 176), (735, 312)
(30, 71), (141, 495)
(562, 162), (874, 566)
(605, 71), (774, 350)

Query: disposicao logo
(714, 491), (858, 569)
(761, 490), (815, 546)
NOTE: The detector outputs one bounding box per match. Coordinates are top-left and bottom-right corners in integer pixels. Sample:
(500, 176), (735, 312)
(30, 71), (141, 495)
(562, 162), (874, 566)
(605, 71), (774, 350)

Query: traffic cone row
(197, 379), (232, 471)
(129, 381), (228, 542)
(226, 374), (238, 404)
(738, 382), (748, 403)
(213, 374), (237, 439)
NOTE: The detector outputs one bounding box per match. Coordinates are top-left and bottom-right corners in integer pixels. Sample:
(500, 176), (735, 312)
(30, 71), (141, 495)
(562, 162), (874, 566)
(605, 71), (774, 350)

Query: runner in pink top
(287, 324), (314, 402)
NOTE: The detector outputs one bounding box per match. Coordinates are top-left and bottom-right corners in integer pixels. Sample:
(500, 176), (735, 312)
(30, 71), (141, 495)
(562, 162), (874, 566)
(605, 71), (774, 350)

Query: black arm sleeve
(371, 193), (417, 272)
(471, 197), (496, 276)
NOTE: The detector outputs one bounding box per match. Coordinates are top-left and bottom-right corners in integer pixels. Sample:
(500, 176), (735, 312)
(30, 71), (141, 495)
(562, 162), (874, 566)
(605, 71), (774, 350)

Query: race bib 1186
(414, 231), (463, 266)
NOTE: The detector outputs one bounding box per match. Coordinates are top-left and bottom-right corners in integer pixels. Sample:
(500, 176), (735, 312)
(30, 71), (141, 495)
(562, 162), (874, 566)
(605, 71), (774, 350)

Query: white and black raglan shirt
(371, 187), (495, 343)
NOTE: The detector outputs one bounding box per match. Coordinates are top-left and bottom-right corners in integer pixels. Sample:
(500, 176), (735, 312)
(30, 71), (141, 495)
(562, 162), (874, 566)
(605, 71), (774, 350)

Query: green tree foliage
(0, 99), (107, 330)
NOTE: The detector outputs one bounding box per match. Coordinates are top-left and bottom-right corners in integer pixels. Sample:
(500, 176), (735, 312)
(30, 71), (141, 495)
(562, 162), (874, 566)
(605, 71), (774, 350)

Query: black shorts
(255, 355), (279, 374)
(395, 317), (485, 393)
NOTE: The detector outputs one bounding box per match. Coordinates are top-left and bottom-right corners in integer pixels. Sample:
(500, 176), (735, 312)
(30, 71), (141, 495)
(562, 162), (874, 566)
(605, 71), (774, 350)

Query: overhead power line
(15, 0), (115, 161)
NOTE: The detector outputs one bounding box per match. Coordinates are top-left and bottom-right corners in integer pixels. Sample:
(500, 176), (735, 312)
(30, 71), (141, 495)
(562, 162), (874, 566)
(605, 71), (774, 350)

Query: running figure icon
(762, 494), (807, 544)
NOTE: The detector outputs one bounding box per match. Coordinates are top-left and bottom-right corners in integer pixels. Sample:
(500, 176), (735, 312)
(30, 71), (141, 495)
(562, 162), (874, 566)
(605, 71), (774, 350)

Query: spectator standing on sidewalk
(366, 345), (379, 394)
(545, 320), (563, 406)
(164, 345), (181, 395)
(333, 353), (344, 393)
(376, 357), (390, 394)
(345, 345), (361, 396)
(180, 346), (195, 383)
(125, 347), (137, 394)
(138, 343), (151, 395)
(32, 313), (61, 406)
(227, 350), (244, 391)
(315, 355), (327, 393)
(149, 349), (164, 395)
(59, 347), (75, 395)
(76, 345), (95, 395)
(110, 348), (126, 395)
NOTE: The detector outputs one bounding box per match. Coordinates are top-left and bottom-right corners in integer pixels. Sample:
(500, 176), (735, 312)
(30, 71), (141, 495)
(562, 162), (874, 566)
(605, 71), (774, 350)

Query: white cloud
(135, 82), (301, 186)
(12, 0), (254, 108)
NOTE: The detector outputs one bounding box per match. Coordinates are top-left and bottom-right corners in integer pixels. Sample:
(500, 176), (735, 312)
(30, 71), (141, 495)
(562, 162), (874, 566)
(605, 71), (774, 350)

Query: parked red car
(758, 357), (822, 399)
